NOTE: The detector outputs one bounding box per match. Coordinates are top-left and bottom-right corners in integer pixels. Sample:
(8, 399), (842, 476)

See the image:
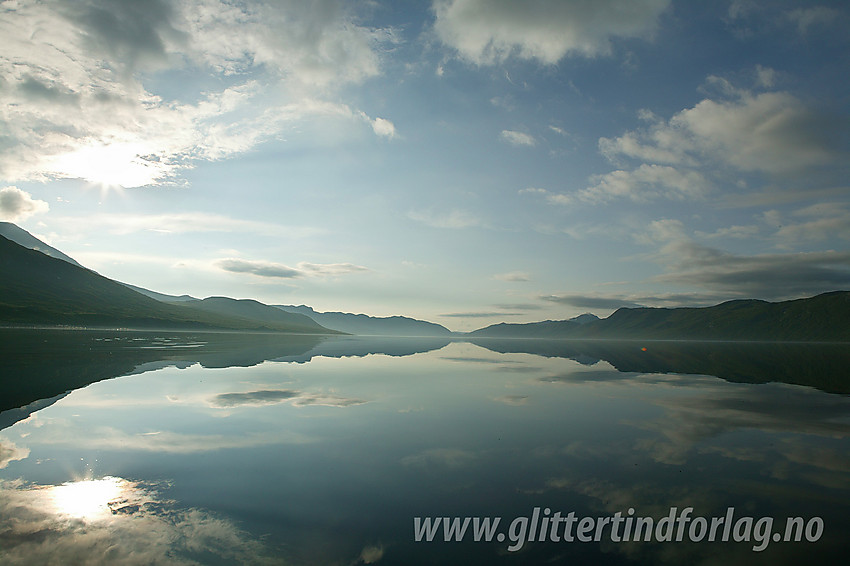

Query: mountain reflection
(0, 329), (451, 418)
(0, 338), (847, 565)
(469, 338), (850, 394)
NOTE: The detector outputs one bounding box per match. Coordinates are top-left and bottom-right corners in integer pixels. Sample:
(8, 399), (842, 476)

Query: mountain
(469, 292), (850, 341)
(185, 297), (329, 333)
(570, 313), (600, 325)
(0, 222), (83, 267)
(123, 283), (198, 302)
(1, 222), (200, 302)
(0, 234), (337, 333)
(275, 305), (452, 336)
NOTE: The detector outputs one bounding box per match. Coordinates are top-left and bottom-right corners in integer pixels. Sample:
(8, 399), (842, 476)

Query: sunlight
(50, 476), (126, 520)
(47, 141), (168, 190)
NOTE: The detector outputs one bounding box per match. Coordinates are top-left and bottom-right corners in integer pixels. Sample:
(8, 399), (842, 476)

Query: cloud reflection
(0, 477), (279, 565)
(210, 388), (367, 408)
(0, 438), (29, 469)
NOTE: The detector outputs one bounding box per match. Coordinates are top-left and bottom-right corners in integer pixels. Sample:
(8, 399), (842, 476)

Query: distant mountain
(469, 293), (850, 341)
(123, 283), (198, 303)
(185, 297), (330, 333)
(570, 313), (600, 325)
(0, 234), (337, 333)
(0, 222), (82, 267)
(275, 305), (452, 336)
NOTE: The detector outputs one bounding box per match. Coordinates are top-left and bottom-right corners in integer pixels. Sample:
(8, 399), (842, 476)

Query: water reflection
(51, 476), (127, 519)
(0, 333), (848, 564)
(0, 476), (280, 565)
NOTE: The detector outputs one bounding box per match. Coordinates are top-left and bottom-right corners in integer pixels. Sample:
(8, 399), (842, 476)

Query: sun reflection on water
(50, 476), (126, 520)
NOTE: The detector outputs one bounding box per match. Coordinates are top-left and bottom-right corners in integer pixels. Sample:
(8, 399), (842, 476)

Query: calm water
(1, 330), (849, 564)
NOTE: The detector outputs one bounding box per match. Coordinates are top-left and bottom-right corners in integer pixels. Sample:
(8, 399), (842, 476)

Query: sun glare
(50, 477), (126, 520)
(47, 142), (167, 190)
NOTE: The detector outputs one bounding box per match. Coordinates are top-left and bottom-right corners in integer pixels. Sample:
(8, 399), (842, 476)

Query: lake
(1, 329), (848, 564)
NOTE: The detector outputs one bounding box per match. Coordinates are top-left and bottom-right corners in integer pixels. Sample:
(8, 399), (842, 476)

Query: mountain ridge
(469, 292), (850, 342)
(0, 234), (339, 334)
(275, 304), (452, 336)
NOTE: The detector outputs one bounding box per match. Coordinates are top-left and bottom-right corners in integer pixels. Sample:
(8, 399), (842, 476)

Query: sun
(50, 476), (126, 520)
(47, 141), (168, 191)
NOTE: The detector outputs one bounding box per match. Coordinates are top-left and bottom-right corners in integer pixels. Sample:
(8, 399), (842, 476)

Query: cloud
(493, 271), (530, 282)
(494, 303), (544, 311)
(210, 388), (366, 408)
(216, 258), (301, 278)
(639, 219), (850, 298)
(600, 88), (846, 177)
(0, 0), (395, 187)
(216, 258), (368, 279)
(499, 130), (536, 147)
(359, 544), (385, 564)
(408, 208), (482, 229)
(656, 248), (850, 298)
(46, 212), (323, 240)
(540, 294), (642, 310)
(0, 186), (49, 221)
(0, 438), (30, 469)
(772, 203), (850, 245)
(400, 447), (478, 468)
(495, 394), (529, 406)
(432, 0), (671, 64)
(539, 292), (726, 310)
(297, 262), (370, 277)
(369, 116), (397, 139)
(0, 477), (280, 565)
(580, 164), (711, 203)
(439, 311), (523, 318)
(785, 6), (841, 35)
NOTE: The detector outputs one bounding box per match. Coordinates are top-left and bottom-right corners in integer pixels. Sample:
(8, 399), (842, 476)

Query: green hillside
(0, 235), (337, 334)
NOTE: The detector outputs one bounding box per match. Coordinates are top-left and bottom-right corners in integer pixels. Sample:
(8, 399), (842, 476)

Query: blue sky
(1, 0), (849, 330)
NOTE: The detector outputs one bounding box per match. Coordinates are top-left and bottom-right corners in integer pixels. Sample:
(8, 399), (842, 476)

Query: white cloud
(601, 88), (845, 176)
(499, 130), (537, 147)
(408, 208), (482, 229)
(432, 0), (671, 64)
(0, 0), (395, 188)
(785, 6), (841, 35)
(0, 186), (49, 221)
(773, 203), (850, 245)
(493, 271), (530, 282)
(370, 116), (397, 139)
(47, 212), (322, 238)
(581, 164), (710, 203)
(359, 544), (385, 564)
(0, 438), (30, 469)
(216, 258), (368, 279)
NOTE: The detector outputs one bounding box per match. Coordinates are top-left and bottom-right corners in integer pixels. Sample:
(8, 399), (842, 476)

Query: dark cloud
(211, 389), (300, 407)
(439, 311), (523, 318)
(494, 303), (545, 311)
(216, 258), (368, 279)
(655, 243), (850, 299)
(539, 295), (643, 309)
(62, 0), (186, 74)
(211, 388), (366, 408)
(216, 258), (302, 278)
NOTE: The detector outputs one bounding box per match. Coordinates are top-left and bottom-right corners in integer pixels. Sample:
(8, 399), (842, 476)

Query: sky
(1, 0), (849, 331)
